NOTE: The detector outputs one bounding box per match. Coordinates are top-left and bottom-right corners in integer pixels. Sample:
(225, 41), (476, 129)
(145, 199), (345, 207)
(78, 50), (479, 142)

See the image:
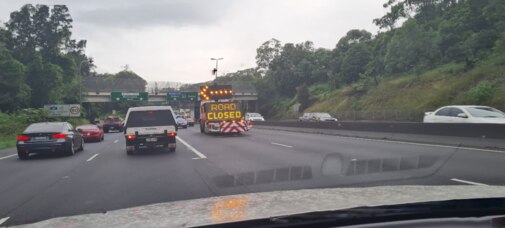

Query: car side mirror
(457, 113), (468, 118)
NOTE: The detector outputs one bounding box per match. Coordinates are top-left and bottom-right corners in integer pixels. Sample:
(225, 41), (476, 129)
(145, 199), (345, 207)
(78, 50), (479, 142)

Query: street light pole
(78, 59), (93, 106)
(210, 57), (223, 79)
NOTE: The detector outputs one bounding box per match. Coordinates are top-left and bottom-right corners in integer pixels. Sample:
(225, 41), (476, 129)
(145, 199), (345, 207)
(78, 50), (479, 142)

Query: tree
(340, 43), (372, 83)
(26, 53), (64, 107)
(255, 38), (282, 76)
(296, 84), (310, 111)
(0, 43), (30, 111)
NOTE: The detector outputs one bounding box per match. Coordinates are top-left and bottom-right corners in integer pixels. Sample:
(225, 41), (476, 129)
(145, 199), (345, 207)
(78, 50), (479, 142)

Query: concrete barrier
(254, 121), (505, 139)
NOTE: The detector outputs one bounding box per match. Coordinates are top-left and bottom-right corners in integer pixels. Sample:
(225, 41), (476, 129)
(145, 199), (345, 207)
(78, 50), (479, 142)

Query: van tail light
(51, 133), (67, 139)
(17, 135), (30, 141)
(127, 135), (135, 140)
(168, 132), (177, 138)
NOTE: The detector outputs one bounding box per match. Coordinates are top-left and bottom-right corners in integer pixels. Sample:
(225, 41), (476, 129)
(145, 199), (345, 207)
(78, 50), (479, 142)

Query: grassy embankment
(303, 52), (505, 116)
(0, 109), (89, 149)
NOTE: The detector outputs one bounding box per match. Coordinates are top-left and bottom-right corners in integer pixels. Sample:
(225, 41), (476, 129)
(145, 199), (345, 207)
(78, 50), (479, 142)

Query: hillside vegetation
(218, 0), (505, 119)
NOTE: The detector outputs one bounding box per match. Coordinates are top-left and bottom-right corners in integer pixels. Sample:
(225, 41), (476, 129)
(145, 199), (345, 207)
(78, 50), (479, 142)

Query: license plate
(146, 137), (157, 142)
(33, 137), (48, 141)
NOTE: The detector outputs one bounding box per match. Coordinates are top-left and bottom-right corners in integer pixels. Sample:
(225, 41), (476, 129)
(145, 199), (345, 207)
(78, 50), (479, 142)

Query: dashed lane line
(176, 136), (207, 159)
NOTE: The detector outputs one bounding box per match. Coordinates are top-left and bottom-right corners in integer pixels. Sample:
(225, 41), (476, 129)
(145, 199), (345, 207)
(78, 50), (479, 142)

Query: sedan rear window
(126, 110), (176, 128)
(25, 123), (65, 133)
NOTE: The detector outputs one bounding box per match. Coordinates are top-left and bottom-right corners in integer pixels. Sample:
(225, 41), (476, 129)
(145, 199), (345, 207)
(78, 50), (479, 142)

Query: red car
(103, 116), (124, 133)
(76, 124), (104, 142)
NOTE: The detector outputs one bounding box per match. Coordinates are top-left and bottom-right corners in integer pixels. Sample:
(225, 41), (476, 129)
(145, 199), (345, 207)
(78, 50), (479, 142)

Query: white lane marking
(176, 136), (207, 159)
(86, 153), (99, 162)
(0, 217), (9, 226)
(450, 178), (488, 186)
(271, 142), (293, 148)
(113, 139), (119, 143)
(0, 154), (16, 160)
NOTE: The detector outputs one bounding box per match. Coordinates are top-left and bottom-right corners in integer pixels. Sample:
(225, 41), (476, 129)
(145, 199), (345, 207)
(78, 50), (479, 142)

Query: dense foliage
(237, 0), (505, 117)
(0, 4), (146, 113)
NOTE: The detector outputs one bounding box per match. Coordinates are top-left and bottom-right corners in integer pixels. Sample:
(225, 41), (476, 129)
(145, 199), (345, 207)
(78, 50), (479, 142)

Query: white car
(245, 112), (265, 121)
(423, 105), (505, 124)
(123, 106), (178, 154)
(176, 116), (188, 128)
(299, 112), (338, 122)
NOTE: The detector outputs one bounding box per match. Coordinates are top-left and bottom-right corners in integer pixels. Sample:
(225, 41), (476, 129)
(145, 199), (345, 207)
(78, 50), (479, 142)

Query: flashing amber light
(205, 85), (209, 89)
(200, 91), (205, 95)
(126, 134), (135, 140)
(222, 120), (226, 124)
(229, 90), (233, 94)
(219, 90), (223, 94)
(210, 91), (214, 95)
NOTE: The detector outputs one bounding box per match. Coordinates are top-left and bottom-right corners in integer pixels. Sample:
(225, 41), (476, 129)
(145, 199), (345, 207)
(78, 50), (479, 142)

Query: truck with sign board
(198, 85), (250, 134)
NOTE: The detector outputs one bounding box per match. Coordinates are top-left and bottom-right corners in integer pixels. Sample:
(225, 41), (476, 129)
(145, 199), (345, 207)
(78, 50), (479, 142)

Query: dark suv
(103, 116), (124, 133)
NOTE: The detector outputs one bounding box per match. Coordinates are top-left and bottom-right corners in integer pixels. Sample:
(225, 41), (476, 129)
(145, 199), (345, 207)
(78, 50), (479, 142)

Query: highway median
(253, 121), (505, 151)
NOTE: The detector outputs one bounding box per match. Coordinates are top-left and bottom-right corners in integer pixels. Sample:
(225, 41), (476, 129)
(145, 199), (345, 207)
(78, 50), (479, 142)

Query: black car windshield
(25, 123), (65, 133)
(465, 107), (505, 118)
(126, 110), (175, 127)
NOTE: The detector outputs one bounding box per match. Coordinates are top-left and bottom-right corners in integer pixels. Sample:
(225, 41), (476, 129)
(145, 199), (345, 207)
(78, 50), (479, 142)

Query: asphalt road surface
(1, 125), (505, 226)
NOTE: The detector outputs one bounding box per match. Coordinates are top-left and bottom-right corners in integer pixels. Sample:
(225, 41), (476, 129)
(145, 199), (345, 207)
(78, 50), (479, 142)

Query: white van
(123, 106), (177, 155)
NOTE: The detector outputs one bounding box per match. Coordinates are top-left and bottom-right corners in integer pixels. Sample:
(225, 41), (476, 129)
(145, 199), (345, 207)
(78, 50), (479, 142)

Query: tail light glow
(168, 132), (177, 137)
(51, 133), (67, 139)
(126, 135), (135, 140)
(17, 135), (30, 141)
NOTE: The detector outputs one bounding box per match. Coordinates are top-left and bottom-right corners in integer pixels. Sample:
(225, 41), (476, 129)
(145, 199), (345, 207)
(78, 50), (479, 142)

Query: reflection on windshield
(213, 166), (312, 188)
(211, 198), (249, 222)
(465, 107), (505, 118)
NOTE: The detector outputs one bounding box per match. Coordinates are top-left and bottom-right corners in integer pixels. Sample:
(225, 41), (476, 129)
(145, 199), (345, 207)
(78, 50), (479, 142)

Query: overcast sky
(0, 0), (387, 83)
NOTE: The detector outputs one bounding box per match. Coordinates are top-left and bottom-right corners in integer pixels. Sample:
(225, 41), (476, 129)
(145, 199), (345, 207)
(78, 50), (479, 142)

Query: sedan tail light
(17, 135), (30, 141)
(168, 132), (177, 137)
(51, 133), (67, 139)
(126, 134), (135, 140)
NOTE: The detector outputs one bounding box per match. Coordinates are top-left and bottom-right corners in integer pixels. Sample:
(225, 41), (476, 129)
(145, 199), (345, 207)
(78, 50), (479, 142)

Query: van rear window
(126, 110), (175, 128)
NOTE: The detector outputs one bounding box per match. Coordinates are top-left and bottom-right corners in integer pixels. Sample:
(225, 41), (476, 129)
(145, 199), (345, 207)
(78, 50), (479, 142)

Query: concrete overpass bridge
(82, 92), (258, 102)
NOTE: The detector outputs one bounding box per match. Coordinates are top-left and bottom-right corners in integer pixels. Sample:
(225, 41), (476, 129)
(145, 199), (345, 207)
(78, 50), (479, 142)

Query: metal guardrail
(254, 121), (505, 139)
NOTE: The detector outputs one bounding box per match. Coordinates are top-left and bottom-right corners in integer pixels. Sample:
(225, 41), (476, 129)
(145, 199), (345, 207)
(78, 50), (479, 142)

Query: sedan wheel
(66, 141), (75, 156)
(17, 150), (29, 160)
(78, 138), (84, 151)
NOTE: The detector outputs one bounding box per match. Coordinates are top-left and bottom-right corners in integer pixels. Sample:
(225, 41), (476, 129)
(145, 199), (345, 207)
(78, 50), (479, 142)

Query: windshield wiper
(199, 198), (505, 228)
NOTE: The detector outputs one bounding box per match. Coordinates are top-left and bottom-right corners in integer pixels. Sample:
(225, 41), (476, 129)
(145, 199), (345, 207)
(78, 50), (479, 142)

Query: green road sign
(167, 92), (198, 102)
(111, 92), (148, 101)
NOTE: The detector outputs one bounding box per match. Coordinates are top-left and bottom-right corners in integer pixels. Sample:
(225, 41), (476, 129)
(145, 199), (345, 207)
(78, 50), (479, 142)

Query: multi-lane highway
(1, 126), (505, 226)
